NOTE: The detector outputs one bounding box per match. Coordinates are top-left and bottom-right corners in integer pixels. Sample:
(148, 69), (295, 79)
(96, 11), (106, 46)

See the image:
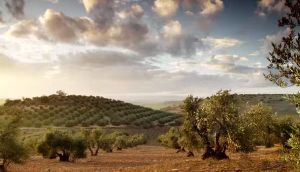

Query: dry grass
(9, 145), (292, 172)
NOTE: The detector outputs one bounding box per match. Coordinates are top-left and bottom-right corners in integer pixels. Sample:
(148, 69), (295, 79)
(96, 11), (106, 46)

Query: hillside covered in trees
(149, 94), (297, 116)
(0, 93), (182, 128)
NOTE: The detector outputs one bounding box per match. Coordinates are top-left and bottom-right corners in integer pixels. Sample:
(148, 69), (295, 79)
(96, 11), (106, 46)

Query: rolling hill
(0, 94), (182, 128)
(0, 94), (297, 129)
(145, 94), (298, 116)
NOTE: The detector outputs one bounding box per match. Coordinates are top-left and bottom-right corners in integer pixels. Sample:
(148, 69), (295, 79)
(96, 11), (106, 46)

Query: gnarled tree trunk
(198, 129), (229, 160)
(186, 151), (194, 157)
(88, 146), (100, 156)
(0, 165), (5, 172)
(57, 151), (70, 162)
(214, 132), (228, 160)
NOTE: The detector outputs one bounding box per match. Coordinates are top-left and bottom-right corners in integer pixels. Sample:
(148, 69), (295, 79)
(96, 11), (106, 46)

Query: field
(1, 93), (299, 172)
(9, 145), (291, 172)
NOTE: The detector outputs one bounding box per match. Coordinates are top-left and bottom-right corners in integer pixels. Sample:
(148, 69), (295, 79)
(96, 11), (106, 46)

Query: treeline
(37, 129), (147, 162)
(0, 116), (147, 171)
(158, 90), (300, 163)
(0, 91), (182, 128)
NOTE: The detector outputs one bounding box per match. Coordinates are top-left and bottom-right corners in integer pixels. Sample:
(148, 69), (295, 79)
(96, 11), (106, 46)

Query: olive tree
(37, 131), (87, 162)
(0, 117), (28, 172)
(274, 118), (296, 148)
(83, 130), (147, 155)
(158, 127), (182, 150)
(180, 96), (203, 156)
(263, 0), (300, 167)
(82, 129), (103, 156)
(182, 90), (256, 160)
(243, 103), (276, 147)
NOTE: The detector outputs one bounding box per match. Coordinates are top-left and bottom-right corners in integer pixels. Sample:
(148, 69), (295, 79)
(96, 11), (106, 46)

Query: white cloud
(249, 51), (260, 56)
(200, 0), (224, 17)
(0, 35), (98, 63)
(162, 20), (182, 38)
(203, 37), (242, 49)
(46, 0), (58, 3)
(256, 0), (287, 16)
(153, 0), (179, 18)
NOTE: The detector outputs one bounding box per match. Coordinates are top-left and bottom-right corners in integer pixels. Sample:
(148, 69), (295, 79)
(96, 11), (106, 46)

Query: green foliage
(243, 103), (276, 148)
(264, 0), (300, 88)
(160, 90), (258, 160)
(264, 1), (300, 168)
(274, 118), (296, 148)
(0, 117), (29, 170)
(179, 96), (203, 152)
(82, 129), (146, 155)
(158, 127), (181, 149)
(37, 131), (87, 161)
(0, 94), (181, 128)
(283, 133), (300, 168)
(196, 90), (254, 158)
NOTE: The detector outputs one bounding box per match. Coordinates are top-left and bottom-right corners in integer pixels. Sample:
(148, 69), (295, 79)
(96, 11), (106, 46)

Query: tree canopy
(0, 117), (28, 171)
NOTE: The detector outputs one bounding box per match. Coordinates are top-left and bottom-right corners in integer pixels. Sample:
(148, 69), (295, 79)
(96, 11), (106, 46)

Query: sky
(0, 0), (296, 102)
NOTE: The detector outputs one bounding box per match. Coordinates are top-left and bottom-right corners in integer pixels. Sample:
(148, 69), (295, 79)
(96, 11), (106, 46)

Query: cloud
(200, 0), (224, 17)
(182, 0), (224, 17)
(131, 4), (144, 19)
(116, 4), (144, 21)
(249, 51), (260, 56)
(5, 20), (46, 39)
(203, 54), (265, 76)
(6, 9), (97, 43)
(162, 20), (182, 38)
(6, 8), (149, 47)
(82, 0), (115, 29)
(261, 28), (290, 54)
(153, 0), (179, 18)
(161, 20), (202, 57)
(256, 0), (287, 16)
(47, 0), (58, 3)
(181, 0), (224, 33)
(39, 9), (93, 43)
(0, 11), (4, 25)
(203, 37), (242, 49)
(4, 0), (25, 20)
(0, 35), (98, 63)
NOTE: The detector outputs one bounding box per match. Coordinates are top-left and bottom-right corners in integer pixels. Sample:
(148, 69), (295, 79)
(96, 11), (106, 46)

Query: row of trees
(1, 93), (181, 128)
(0, 117), (147, 171)
(159, 90), (297, 159)
(37, 129), (147, 162)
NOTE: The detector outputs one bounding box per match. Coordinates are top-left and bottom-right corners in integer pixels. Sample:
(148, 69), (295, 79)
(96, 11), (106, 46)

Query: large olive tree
(37, 131), (87, 162)
(182, 90), (255, 160)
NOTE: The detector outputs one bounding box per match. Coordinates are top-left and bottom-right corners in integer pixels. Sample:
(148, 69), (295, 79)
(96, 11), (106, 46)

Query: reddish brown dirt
(9, 145), (291, 172)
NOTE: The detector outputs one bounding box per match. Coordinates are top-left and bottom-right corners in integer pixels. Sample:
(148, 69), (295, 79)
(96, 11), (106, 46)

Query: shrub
(159, 127), (181, 149)
(37, 131), (87, 162)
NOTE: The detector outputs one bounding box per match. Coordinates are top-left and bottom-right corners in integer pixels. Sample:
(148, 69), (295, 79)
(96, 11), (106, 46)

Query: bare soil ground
(9, 145), (292, 172)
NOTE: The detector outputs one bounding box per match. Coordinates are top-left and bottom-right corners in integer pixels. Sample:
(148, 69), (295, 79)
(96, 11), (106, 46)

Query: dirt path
(9, 145), (291, 172)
